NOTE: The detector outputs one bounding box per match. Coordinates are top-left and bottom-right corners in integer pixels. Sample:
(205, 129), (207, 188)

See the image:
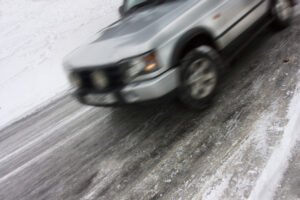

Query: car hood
(64, 0), (192, 70)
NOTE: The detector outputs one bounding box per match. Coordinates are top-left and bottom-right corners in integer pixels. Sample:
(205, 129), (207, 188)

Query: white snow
(196, 82), (300, 200)
(249, 80), (300, 200)
(0, 0), (121, 129)
(201, 175), (231, 200)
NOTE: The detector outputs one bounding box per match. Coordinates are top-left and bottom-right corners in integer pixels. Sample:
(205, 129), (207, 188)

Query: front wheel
(178, 45), (223, 110)
(271, 0), (294, 29)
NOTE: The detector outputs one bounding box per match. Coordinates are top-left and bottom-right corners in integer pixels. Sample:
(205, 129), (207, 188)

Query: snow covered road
(1, 13), (300, 199)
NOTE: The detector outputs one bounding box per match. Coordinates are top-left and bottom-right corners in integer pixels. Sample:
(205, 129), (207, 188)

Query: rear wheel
(178, 45), (223, 110)
(271, 0), (294, 29)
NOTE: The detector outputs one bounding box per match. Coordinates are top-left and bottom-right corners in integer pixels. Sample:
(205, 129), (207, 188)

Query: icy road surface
(1, 15), (300, 199)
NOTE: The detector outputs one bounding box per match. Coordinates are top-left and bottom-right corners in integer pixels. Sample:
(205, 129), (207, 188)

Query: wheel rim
(185, 58), (217, 99)
(275, 0), (292, 21)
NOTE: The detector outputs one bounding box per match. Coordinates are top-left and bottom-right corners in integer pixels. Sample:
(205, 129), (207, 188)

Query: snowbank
(249, 80), (300, 200)
(0, 0), (121, 129)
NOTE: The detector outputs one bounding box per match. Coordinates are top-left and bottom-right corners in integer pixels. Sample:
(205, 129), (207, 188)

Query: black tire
(178, 45), (223, 110)
(271, 0), (294, 29)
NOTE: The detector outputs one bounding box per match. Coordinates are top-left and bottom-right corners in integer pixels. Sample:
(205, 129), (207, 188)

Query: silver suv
(63, 0), (295, 109)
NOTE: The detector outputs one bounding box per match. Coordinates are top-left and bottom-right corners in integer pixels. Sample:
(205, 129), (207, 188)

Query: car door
(211, 0), (269, 48)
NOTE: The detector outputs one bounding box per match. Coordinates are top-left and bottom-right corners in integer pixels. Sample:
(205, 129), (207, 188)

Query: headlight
(126, 52), (159, 81)
(91, 70), (109, 89)
(69, 72), (82, 88)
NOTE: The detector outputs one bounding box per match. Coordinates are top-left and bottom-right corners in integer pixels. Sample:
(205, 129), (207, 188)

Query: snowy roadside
(167, 72), (300, 200)
(210, 6), (300, 200)
(248, 80), (300, 200)
(0, 0), (121, 129)
(186, 81), (300, 200)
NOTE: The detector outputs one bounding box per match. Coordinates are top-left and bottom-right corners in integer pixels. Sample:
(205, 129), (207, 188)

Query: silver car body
(63, 0), (271, 105)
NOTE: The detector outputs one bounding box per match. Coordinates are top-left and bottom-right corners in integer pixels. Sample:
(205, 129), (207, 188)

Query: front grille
(104, 67), (124, 88)
(76, 65), (125, 91)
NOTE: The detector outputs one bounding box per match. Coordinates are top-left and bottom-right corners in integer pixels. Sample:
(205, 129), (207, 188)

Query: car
(63, 0), (296, 109)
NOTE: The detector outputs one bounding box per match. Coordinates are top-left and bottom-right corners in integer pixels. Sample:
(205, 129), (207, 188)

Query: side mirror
(119, 6), (125, 17)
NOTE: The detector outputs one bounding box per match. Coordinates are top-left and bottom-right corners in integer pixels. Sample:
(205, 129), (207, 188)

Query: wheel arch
(170, 27), (219, 67)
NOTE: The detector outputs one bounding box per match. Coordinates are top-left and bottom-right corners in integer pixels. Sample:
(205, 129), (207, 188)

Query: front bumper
(73, 68), (180, 106)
